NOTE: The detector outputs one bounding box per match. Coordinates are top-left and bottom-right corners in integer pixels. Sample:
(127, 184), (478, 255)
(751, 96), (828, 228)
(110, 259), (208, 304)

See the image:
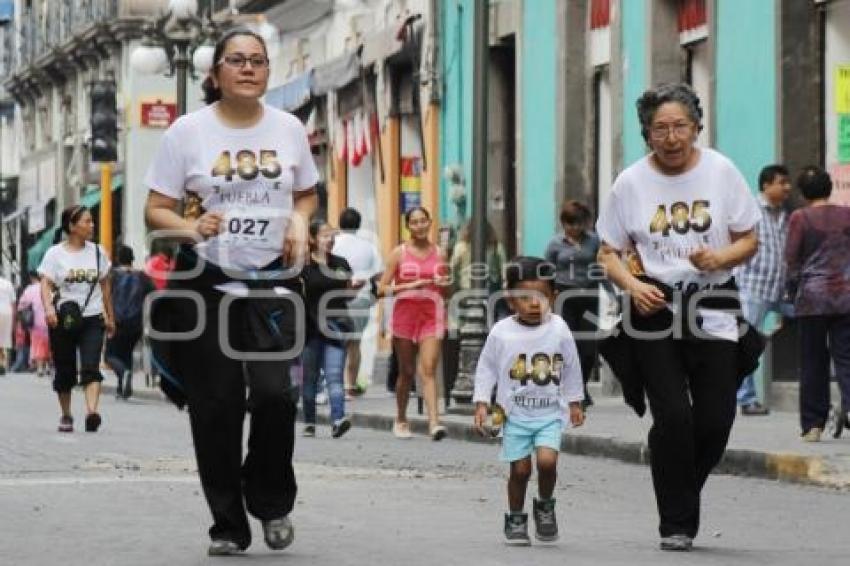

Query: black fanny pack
(56, 245), (100, 332)
(173, 244), (304, 352)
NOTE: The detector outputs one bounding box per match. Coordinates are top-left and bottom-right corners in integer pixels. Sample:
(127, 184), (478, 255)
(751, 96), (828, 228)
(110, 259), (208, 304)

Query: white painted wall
(690, 39), (712, 146)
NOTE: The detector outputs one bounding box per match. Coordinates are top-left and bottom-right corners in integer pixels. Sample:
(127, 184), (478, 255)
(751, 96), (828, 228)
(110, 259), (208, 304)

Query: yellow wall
(421, 102), (441, 243)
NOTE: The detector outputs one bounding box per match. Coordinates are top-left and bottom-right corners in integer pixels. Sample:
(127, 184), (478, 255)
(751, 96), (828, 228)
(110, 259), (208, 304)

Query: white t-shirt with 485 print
(143, 103), (320, 271)
(595, 148), (761, 341)
(38, 241), (111, 317)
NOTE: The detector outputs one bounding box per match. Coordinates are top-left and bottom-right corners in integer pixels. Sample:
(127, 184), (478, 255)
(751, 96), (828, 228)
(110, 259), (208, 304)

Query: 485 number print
(649, 200), (712, 236)
(211, 150), (282, 182)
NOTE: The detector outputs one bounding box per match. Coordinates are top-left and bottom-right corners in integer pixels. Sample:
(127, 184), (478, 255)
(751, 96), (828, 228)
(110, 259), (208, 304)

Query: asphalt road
(1, 372), (847, 566)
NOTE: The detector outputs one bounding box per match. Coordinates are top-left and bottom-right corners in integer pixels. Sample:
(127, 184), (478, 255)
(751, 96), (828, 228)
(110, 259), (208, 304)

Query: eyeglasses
(219, 54), (270, 69)
(649, 122), (693, 141)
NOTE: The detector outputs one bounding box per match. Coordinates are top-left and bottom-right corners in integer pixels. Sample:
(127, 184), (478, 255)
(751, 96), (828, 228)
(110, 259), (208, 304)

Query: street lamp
(450, 0), (489, 405)
(130, 0), (221, 116)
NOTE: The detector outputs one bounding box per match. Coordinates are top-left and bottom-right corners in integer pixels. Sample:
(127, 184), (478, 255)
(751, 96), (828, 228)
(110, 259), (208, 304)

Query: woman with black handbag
(39, 205), (114, 433)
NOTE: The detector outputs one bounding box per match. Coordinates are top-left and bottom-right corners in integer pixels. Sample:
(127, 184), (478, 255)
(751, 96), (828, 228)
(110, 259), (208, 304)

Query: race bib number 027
(218, 206), (286, 247)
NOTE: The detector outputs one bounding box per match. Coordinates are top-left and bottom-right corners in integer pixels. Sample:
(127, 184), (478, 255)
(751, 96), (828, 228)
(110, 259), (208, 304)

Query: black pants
(558, 288), (599, 387)
(49, 315), (105, 393)
(632, 316), (738, 538)
(798, 314), (850, 433)
(105, 321), (142, 380)
(170, 290), (297, 549)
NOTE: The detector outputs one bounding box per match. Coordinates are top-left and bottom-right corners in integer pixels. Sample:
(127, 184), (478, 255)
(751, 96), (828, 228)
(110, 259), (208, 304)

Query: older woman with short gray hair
(596, 83), (761, 551)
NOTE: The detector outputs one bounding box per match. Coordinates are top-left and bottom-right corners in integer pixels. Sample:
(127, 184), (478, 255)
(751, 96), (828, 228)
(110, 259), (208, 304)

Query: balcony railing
(14, 0), (124, 70)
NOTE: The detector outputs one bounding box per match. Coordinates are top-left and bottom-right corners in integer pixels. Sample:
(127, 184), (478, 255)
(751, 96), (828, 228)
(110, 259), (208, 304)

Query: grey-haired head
(636, 83), (703, 143)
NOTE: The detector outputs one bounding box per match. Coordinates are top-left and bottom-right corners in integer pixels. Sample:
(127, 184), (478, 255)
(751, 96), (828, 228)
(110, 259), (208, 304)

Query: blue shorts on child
(499, 416), (563, 462)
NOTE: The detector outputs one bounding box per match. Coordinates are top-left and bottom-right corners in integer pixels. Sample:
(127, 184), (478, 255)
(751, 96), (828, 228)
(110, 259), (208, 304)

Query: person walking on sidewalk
(732, 164), (792, 416)
(378, 206), (450, 441)
(39, 205), (114, 433)
(473, 256), (585, 545)
(301, 219), (362, 438)
(785, 166), (850, 442)
(545, 200), (601, 408)
(105, 245), (154, 400)
(0, 274), (15, 374)
(144, 29), (318, 557)
(332, 207), (383, 399)
(596, 84), (760, 551)
(16, 272), (51, 376)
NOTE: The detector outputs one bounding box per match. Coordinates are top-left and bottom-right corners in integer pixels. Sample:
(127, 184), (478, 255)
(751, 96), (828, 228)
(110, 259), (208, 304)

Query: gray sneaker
(504, 513), (531, 546)
(263, 516), (294, 550)
(660, 534), (693, 551)
(533, 498), (559, 542)
(207, 539), (243, 556)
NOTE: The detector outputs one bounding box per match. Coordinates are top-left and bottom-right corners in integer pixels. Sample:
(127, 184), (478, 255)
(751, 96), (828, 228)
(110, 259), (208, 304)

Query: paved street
(1, 372), (848, 566)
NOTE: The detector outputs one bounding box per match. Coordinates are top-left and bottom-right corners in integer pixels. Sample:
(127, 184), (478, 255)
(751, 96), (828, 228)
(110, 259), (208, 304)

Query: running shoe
(58, 415), (73, 433)
(532, 497), (558, 542)
(332, 417), (352, 438)
(262, 516), (294, 550)
(504, 513), (531, 546)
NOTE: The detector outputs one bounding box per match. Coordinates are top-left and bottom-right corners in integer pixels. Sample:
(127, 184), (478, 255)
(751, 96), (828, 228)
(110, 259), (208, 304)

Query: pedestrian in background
(785, 166), (850, 442)
(596, 83), (760, 551)
(450, 219), (507, 317)
(106, 245), (154, 400)
(144, 29), (318, 556)
(301, 219), (362, 438)
(473, 256), (585, 545)
(16, 271), (51, 377)
(0, 274), (15, 374)
(545, 200), (601, 407)
(378, 206), (450, 441)
(39, 205), (114, 433)
(11, 311), (30, 373)
(732, 164), (792, 416)
(332, 207), (383, 399)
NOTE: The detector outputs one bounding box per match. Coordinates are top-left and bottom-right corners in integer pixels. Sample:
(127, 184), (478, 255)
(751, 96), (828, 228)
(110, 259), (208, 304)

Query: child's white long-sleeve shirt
(472, 314), (584, 423)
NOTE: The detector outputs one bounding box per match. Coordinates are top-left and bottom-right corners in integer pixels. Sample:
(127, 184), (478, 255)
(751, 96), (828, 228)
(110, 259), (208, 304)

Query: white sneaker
(315, 392), (328, 405)
(393, 421), (412, 439)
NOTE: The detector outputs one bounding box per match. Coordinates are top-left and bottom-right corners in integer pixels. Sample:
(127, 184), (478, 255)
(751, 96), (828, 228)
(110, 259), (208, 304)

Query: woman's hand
(193, 211), (224, 240)
(688, 247), (725, 272)
(629, 280), (667, 316)
(104, 316), (116, 339)
(46, 308), (58, 329)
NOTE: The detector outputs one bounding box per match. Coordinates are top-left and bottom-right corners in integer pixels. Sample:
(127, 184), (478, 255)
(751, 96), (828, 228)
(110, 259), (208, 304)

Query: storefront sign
(399, 156), (422, 241)
(837, 65), (850, 115)
(829, 163), (850, 206)
(839, 114), (850, 164)
(141, 101), (177, 128)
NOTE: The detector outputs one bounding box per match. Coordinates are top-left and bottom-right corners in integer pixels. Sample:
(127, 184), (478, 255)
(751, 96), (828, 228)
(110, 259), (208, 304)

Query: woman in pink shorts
(379, 207), (449, 440)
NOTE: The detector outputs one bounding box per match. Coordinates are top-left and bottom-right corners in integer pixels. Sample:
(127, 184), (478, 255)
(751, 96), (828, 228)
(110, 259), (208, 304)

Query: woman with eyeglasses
(545, 200), (600, 407)
(378, 206), (450, 440)
(144, 29), (318, 557)
(596, 84), (760, 551)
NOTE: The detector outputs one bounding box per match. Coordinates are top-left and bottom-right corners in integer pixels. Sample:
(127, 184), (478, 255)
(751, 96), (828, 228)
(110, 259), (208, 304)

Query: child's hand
(473, 403), (489, 436)
(569, 402), (585, 427)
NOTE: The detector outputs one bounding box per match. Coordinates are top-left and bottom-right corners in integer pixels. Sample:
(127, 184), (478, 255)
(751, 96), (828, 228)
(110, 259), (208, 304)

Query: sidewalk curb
(109, 383), (848, 489)
(332, 411), (849, 490)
